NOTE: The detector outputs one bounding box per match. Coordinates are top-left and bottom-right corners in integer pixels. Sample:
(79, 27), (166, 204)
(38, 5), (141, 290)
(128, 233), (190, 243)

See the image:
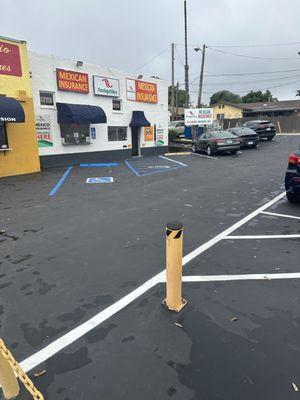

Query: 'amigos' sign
(0, 40), (22, 77)
(56, 69), (89, 93)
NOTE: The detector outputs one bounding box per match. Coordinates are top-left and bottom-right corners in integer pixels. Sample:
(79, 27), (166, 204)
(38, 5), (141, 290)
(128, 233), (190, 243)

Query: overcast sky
(2, 0), (300, 104)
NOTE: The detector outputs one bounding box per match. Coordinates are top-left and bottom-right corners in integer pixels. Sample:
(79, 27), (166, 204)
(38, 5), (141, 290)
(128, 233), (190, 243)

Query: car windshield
(259, 121), (271, 125)
(210, 131), (235, 138)
(234, 127), (256, 134)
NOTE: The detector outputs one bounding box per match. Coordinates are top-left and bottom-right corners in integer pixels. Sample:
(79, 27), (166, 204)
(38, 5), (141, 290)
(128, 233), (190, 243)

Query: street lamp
(194, 45), (206, 108)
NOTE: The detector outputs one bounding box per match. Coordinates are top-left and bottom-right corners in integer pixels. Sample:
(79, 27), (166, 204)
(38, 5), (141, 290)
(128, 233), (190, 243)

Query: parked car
(168, 120), (185, 135)
(243, 120), (276, 140)
(285, 149), (300, 203)
(207, 121), (222, 131)
(227, 126), (259, 148)
(192, 130), (240, 156)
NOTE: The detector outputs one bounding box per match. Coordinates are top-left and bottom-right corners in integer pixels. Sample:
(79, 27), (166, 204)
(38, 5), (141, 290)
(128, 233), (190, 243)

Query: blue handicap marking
(86, 177), (114, 184)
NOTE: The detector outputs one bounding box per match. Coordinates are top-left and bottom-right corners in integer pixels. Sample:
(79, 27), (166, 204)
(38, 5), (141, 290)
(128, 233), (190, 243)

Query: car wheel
(192, 144), (197, 153)
(267, 136), (274, 141)
(286, 191), (298, 203)
(206, 145), (213, 156)
(230, 150), (237, 155)
(252, 144), (257, 149)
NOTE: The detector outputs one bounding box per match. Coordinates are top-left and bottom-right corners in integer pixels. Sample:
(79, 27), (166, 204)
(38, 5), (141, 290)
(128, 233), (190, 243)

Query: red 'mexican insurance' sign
(0, 40), (22, 77)
(56, 69), (89, 93)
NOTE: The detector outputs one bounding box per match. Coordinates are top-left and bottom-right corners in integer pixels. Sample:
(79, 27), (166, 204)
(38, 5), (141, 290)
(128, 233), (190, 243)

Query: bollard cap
(166, 221), (183, 231)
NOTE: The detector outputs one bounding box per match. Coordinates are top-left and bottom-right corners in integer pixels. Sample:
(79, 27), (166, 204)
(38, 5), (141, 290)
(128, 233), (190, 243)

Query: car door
(198, 132), (209, 150)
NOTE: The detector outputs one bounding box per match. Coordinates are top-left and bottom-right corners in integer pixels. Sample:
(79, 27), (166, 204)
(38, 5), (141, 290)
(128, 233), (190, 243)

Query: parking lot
(1, 134), (300, 399)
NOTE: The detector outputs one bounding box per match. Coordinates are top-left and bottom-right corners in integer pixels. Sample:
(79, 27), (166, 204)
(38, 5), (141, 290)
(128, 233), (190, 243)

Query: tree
(296, 90), (300, 97)
(209, 90), (241, 105)
(168, 86), (186, 107)
(241, 90), (277, 103)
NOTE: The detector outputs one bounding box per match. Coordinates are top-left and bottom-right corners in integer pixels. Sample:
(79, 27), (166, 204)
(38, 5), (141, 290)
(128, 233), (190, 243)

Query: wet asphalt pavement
(1, 135), (300, 399)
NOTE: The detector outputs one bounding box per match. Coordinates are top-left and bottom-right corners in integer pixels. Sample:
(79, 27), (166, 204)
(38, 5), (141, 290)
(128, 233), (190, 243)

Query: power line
(204, 68), (300, 78)
(185, 69), (300, 83)
(208, 41), (300, 48)
(175, 41), (300, 48)
(208, 47), (300, 60)
(181, 77), (300, 94)
(189, 74), (300, 86)
(175, 46), (185, 67)
(132, 46), (169, 72)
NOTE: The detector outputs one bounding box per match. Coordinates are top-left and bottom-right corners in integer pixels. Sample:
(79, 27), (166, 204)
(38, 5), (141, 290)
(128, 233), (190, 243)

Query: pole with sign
(184, 108), (213, 141)
(184, 108), (213, 126)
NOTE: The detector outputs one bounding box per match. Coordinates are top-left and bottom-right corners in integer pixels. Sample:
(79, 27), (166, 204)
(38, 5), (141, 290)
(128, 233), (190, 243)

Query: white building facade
(29, 51), (168, 167)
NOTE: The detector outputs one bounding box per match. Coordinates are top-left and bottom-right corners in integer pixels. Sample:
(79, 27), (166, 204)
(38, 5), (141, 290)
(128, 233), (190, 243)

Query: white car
(168, 120), (185, 135)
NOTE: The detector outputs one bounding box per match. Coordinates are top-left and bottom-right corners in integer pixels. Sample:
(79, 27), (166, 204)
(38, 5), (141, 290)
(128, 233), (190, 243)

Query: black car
(285, 149), (300, 203)
(227, 127), (259, 148)
(192, 130), (240, 156)
(243, 120), (276, 140)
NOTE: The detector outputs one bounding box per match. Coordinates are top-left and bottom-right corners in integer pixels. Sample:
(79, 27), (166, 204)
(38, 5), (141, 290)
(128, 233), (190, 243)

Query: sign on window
(35, 115), (53, 147)
(40, 91), (54, 106)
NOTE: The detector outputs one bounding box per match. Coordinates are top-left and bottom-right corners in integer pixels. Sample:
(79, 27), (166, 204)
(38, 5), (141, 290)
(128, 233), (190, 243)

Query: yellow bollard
(0, 351), (20, 400)
(163, 221), (187, 312)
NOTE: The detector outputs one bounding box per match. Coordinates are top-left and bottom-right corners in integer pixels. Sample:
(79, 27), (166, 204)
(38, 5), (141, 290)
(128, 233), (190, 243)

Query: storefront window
(39, 91), (55, 107)
(0, 123), (9, 149)
(112, 99), (122, 111)
(108, 126), (127, 141)
(60, 123), (90, 145)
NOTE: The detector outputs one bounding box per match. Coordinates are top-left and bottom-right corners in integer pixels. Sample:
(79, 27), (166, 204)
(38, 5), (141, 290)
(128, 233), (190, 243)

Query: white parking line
(20, 190), (286, 373)
(182, 191), (286, 265)
(225, 234), (300, 240)
(191, 152), (218, 160)
(182, 272), (300, 282)
(261, 211), (300, 220)
(277, 133), (300, 136)
(159, 155), (188, 167)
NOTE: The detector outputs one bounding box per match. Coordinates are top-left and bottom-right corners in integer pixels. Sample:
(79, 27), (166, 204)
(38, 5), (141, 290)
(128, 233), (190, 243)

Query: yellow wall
(212, 103), (243, 120)
(0, 36), (40, 178)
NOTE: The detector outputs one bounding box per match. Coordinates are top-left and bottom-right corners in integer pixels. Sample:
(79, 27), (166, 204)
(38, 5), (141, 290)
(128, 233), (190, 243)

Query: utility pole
(176, 81), (179, 119)
(184, 0), (189, 109)
(197, 44), (206, 108)
(171, 43), (175, 121)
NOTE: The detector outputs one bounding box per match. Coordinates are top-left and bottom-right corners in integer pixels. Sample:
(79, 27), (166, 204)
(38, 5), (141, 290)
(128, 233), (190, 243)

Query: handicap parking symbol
(86, 177), (114, 184)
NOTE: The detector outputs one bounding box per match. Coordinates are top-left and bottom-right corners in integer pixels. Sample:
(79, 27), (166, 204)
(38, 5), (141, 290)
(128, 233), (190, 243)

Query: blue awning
(129, 111), (150, 128)
(57, 102), (107, 124)
(0, 97), (25, 123)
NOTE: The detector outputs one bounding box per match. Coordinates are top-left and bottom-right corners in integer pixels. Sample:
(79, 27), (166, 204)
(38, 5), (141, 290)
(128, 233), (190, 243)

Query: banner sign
(35, 115), (53, 147)
(126, 78), (158, 103)
(56, 69), (89, 93)
(156, 124), (165, 146)
(93, 75), (120, 97)
(144, 126), (154, 141)
(184, 108), (213, 126)
(0, 40), (22, 77)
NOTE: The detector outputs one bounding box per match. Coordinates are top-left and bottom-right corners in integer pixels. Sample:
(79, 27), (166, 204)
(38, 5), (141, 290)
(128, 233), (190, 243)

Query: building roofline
(213, 100), (300, 112)
(212, 101), (245, 110)
(0, 35), (26, 44)
(244, 107), (300, 113)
